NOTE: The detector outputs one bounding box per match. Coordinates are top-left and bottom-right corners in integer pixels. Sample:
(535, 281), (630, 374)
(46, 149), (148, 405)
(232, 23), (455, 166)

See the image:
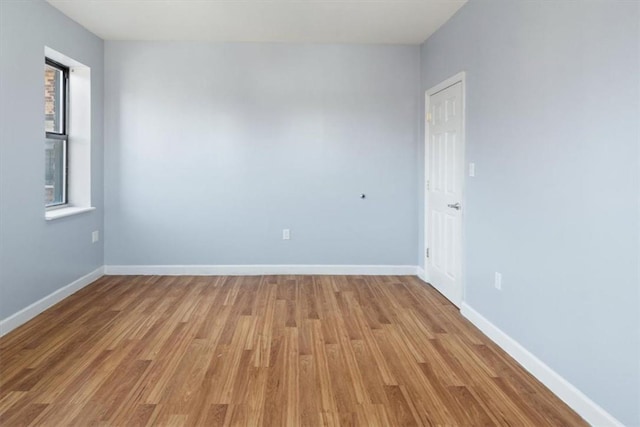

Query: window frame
(45, 57), (70, 208)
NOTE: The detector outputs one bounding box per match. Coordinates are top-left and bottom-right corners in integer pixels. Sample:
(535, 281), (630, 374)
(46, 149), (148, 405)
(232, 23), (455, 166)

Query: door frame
(424, 71), (467, 307)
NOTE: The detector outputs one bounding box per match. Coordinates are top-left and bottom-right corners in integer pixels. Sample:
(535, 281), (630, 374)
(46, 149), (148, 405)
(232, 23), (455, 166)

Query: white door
(426, 79), (464, 306)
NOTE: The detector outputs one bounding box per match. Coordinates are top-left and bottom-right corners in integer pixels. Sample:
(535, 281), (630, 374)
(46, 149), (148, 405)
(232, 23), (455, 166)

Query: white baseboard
(416, 266), (426, 282)
(104, 264), (419, 276)
(0, 266), (104, 337)
(460, 302), (623, 427)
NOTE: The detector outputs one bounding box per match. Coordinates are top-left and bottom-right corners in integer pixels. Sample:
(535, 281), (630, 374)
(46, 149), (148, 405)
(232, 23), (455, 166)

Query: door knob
(447, 202), (461, 210)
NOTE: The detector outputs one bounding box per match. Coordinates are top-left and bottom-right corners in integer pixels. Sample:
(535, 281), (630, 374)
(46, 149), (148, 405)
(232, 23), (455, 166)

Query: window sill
(45, 206), (95, 221)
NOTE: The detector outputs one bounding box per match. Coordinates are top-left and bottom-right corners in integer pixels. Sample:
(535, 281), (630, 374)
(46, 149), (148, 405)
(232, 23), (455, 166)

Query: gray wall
(419, 1), (639, 424)
(0, 0), (104, 320)
(104, 42), (420, 266)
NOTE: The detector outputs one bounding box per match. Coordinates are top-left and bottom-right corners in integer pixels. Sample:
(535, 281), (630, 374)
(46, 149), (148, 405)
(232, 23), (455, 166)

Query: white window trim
(45, 206), (95, 221)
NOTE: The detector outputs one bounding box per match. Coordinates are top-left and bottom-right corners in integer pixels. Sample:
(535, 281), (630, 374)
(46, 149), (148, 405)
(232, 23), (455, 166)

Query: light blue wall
(0, 1), (104, 320)
(419, 1), (640, 424)
(104, 42), (420, 266)
(3, 1), (638, 423)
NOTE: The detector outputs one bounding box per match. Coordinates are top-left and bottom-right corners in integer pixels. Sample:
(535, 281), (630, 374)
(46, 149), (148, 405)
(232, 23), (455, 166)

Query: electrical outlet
(469, 162), (476, 177)
(92, 230), (99, 243)
(282, 229), (290, 240)
(494, 272), (502, 290)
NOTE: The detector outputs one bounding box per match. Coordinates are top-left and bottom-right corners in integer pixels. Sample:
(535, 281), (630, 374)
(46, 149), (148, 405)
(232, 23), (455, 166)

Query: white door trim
(424, 71), (466, 306)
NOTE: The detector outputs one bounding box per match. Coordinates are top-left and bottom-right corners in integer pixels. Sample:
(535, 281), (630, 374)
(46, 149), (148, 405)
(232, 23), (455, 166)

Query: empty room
(0, 0), (638, 425)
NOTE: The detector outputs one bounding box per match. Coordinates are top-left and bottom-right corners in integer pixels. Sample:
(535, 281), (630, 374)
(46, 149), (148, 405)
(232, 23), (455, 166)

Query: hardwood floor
(0, 275), (585, 426)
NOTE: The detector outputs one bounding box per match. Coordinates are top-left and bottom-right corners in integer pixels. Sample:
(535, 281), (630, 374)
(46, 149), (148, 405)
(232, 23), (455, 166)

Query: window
(43, 47), (94, 221)
(45, 58), (69, 207)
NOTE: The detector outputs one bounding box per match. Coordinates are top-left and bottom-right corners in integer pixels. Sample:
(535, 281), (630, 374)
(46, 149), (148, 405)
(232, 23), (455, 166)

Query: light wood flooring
(0, 275), (586, 426)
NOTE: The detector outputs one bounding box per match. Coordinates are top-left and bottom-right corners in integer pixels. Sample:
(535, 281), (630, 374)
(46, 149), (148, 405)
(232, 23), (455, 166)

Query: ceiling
(46, 0), (466, 45)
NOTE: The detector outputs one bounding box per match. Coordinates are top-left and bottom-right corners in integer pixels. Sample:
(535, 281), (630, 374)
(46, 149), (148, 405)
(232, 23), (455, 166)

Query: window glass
(45, 138), (66, 206)
(44, 63), (64, 134)
(45, 59), (67, 207)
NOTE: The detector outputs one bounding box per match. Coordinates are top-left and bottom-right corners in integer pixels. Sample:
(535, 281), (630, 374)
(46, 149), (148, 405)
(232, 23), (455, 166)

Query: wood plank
(0, 275), (587, 426)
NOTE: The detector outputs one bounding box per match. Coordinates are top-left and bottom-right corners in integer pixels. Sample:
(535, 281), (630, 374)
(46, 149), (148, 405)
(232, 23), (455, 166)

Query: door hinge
(426, 112), (432, 122)
(426, 248), (430, 258)
(426, 180), (430, 190)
